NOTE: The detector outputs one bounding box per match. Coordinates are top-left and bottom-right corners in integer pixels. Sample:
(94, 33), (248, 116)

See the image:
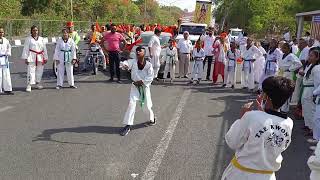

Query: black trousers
(203, 56), (213, 79)
(108, 51), (120, 80)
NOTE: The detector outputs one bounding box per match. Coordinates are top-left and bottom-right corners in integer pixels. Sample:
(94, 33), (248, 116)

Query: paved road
(0, 45), (312, 180)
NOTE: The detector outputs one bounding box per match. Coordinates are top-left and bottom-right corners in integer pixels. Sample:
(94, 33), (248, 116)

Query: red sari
(212, 41), (225, 83)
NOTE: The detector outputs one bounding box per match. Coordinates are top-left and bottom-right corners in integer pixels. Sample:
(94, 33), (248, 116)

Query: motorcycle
(87, 44), (104, 75)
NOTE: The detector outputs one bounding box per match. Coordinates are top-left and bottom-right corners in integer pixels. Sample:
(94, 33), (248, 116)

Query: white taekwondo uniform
(291, 46), (310, 104)
(21, 36), (48, 87)
(191, 48), (205, 81)
(311, 65), (320, 140)
(0, 37), (12, 93)
(259, 48), (283, 90)
(278, 53), (302, 112)
(241, 45), (262, 90)
(221, 110), (293, 180)
(121, 58), (155, 125)
(53, 37), (77, 87)
(301, 64), (318, 130)
(224, 49), (241, 87)
(254, 46), (267, 83)
(163, 46), (178, 82)
(308, 141), (320, 180)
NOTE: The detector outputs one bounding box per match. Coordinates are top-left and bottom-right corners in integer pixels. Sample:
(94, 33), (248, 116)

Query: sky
(157, 0), (197, 12)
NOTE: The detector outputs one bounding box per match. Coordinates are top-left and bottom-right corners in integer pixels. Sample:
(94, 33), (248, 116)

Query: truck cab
(229, 28), (243, 43)
(176, 23), (207, 45)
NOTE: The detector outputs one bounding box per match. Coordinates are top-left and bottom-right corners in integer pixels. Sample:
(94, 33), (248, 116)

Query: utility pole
(144, 0), (147, 24)
(71, 0), (74, 21)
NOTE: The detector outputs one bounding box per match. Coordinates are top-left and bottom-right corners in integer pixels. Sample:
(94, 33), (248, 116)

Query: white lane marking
(0, 106), (14, 113)
(78, 76), (91, 81)
(141, 89), (191, 180)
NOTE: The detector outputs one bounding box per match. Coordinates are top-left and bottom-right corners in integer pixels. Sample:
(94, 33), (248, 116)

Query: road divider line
(141, 89), (191, 180)
(0, 106), (14, 113)
(78, 76), (91, 81)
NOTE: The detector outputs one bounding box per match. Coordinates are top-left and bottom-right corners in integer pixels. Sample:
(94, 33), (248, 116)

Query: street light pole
(144, 0), (147, 24)
(71, 0), (74, 21)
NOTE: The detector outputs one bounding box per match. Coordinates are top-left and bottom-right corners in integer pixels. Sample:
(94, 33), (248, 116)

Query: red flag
(127, 38), (143, 51)
(95, 21), (101, 32)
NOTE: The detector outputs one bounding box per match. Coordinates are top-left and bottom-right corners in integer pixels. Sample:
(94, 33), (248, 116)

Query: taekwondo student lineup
(1, 22), (320, 179)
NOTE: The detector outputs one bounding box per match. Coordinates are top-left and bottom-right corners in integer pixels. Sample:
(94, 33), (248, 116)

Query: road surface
(0, 44), (312, 180)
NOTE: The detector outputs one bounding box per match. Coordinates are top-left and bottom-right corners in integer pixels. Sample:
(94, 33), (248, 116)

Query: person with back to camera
(221, 76), (295, 180)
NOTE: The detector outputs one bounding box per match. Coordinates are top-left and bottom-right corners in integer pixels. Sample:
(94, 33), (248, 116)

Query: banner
(194, 0), (212, 25)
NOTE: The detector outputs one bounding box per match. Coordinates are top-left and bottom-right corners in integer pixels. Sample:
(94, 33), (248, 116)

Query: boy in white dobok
(223, 41), (241, 89)
(241, 38), (262, 91)
(0, 27), (13, 95)
(221, 76), (295, 180)
(53, 29), (78, 89)
(22, 25), (48, 92)
(258, 39), (283, 91)
(163, 39), (178, 83)
(189, 39), (205, 85)
(278, 43), (302, 112)
(120, 47), (155, 136)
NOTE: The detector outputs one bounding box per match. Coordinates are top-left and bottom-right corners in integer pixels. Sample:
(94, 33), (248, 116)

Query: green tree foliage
(215, 0), (320, 37)
(1, 0), (182, 25)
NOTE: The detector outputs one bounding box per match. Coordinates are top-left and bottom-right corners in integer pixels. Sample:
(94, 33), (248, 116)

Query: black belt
(228, 59), (236, 72)
(242, 59), (253, 73)
(182, 53), (190, 54)
(265, 60), (277, 74)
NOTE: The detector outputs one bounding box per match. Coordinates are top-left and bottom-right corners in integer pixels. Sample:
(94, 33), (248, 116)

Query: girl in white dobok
(163, 39), (178, 83)
(223, 41), (241, 89)
(303, 47), (320, 150)
(278, 43), (302, 113)
(53, 28), (77, 89)
(21, 25), (48, 92)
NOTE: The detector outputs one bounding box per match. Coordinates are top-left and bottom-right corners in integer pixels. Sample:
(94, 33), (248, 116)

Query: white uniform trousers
(241, 69), (255, 89)
(0, 65), (12, 92)
(123, 84), (154, 126)
(191, 60), (203, 80)
(313, 97), (320, 140)
(151, 55), (160, 78)
(163, 63), (176, 81)
(280, 72), (293, 112)
(224, 65), (237, 86)
(291, 77), (302, 105)
(57, 62), (74, 86)
(253, 57), (265, 83)
(27, 63), (44, 85)
(221, 163), (276, 180)
(301, 87), (316, 129)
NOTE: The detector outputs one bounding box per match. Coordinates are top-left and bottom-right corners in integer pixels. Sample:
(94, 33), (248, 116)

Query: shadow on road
(32, 123), (148, 145)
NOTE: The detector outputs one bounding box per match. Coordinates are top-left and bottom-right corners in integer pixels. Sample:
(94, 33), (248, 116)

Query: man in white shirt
(221, 76), (295, 180)
(177, 31), (193, 78)
(148, 28), (162, 79)
(202, 29), (215, 80)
